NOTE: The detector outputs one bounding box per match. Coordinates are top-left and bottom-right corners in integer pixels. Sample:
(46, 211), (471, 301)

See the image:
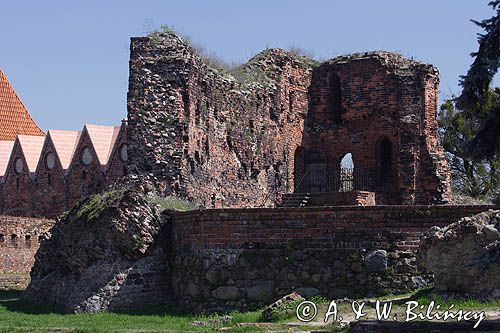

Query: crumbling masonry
(127, 32), (451, 208)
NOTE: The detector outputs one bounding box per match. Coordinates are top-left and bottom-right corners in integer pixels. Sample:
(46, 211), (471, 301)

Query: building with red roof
(0, 68), (44, 141)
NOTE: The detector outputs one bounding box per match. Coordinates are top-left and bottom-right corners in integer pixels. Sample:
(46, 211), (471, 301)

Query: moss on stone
(146, 194), (198, 212)
(75, 188), (126, 223)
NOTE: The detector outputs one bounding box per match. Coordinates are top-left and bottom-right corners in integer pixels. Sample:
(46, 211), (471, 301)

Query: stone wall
(126, 32), (451, 208)
(170, 205), (492, 312)
(0, 215), (54, 289)
(20, 185), (496, 313)
(23, 189), (170, 313)
(127, 32), (313, 209)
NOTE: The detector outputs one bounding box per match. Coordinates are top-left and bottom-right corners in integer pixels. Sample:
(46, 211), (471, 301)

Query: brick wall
(1, 141), (35, 216)
(0, 215), (54, 289)
(34, 136), (68, 217)
(303, 54), (450, 204)
(0, 124), (128, 219)
(172, 205), (490, 250)
(169, 205), (494, 312)
(127, 33), (313, 209)
(127, 33), (451, 209)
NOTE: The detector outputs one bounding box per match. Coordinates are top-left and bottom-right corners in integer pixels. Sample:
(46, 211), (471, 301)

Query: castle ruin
(127, 32), (451, 209)
(2, 32), (471, 305)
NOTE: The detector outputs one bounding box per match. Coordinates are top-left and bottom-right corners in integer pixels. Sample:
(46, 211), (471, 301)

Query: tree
(456, 0), (500, 159)
(438, 90), (500, 199)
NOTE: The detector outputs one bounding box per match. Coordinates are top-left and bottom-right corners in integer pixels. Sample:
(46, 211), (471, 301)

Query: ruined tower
(127, 32), (451, 207)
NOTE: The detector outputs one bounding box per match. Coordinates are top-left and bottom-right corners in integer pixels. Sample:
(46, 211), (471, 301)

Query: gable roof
(17, 135), (45, 174)
(0, 140), (14, 177)
(47, 130), (81, 170)
(85, 124), (121, 166)
(0, 68), (44, 140)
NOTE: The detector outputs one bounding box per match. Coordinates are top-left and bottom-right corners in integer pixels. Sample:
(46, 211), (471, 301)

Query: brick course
(0, 215), (54, 289)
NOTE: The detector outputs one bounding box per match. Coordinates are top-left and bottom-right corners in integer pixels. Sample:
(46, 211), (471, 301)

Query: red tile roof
(0, 68), (44, 140)
(85, 124), (121, 166)
(0, 140), (14, 177)
(47, 130), (81, 170)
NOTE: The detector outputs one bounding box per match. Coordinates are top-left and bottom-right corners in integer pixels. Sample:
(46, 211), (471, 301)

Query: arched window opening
(304, 149), (327, 193)
(0, 234), (4, 243)
(25, 235), (31, 247)
(340, 153), (354, 192)
(377, 137), (393, 190)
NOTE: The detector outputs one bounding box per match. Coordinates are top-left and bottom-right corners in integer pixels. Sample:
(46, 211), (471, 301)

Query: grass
(2, 288), (497, 332)
(415, 291), (500, 310)
(0, 290), (269, 333)
(146, 194), (199, 212)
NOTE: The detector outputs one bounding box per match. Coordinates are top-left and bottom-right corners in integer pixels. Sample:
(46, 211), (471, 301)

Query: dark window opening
(11, 234), (18, 246)
(328, 74), (342, 124)
(48, 173), (52, 186)
(0, 234), (4, 243)
(377, 137), (393, 189)
(25, 235), (31, 247)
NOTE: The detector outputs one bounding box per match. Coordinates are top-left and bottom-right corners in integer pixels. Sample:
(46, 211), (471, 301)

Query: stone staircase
(279, 192), (311, 208)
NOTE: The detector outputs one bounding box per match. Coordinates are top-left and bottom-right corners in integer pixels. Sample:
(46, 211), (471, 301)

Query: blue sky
(1, 1), (498, 131)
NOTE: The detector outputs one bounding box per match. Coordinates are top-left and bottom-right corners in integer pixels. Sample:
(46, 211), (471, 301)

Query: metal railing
(295, 167), (392, 194)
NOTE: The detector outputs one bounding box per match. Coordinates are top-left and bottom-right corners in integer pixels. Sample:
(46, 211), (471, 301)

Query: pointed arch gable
(65, 126), (107, 208)
(33, 134), (60, 179)
(65, 126), (101, 176)
(4, 135), (44, 182)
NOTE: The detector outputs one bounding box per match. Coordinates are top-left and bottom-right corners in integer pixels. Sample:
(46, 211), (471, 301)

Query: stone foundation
(170, 205), (493, 312)
(21, 189), (495, 313)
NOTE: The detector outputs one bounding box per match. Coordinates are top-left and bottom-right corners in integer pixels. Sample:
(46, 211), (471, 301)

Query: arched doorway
(340, 153), (354, 192)
(304, 149), (327, 192)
